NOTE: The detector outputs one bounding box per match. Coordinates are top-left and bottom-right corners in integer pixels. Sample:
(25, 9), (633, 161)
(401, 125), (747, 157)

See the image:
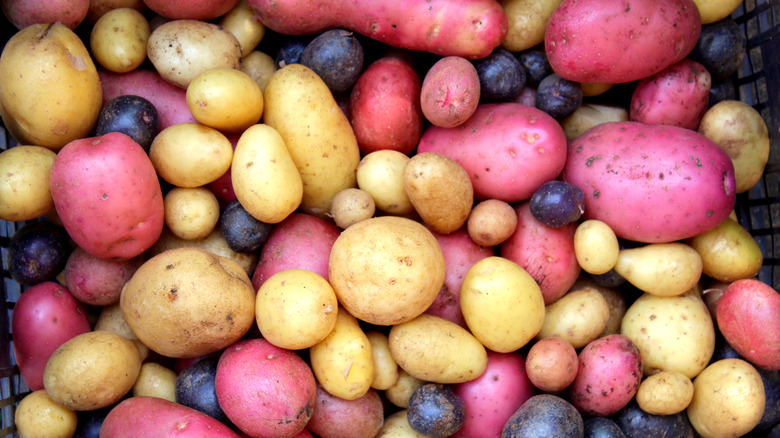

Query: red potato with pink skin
(630, 59), (712, 130)
(50, 132), (164, 260)
(305, 385), (384, 438)
(247, 0), (508, 59)
(143, 0), (238, 20)
(63, 247), (144, 306)
(11, 282), (91, 391)
(1, 0), (89, 30)
(418, 103), (568, 203)
(545, 0), (701, 83)
(716, 278), (780, 370)
(420, 56), (481, 128)
(561, 121), (737, 243)
(206, 133), (240, 204)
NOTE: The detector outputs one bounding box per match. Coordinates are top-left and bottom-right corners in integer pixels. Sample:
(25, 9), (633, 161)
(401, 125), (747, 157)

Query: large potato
(328, 216), (445, 326)
(0, 146), (56, 221)
(120, 247), (256, 358)
(0, 23), (102, 151)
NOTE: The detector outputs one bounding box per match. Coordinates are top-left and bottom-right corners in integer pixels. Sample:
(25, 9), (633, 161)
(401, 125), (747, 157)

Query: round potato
(15, 390), (77, 438)
(329, 216), (445, 325)
(420, 56), (480, 128)
(536, 286), (610, 349)
(132, 362), (177, 402)
(241, 50), (277, 92)
(120, 247), (256, 358)
(687, 217), (763, 282)
(43, 331), (142, 411)
(573, 219), (619, 275)
(0, 146), (57, 221)
(636, 371), (694, 415)
(256, 269), (338, 350)
(330, 188), (376, 229)
(149, 122), (233, 188)
(525, 336), (579, 393)
(90, 7), (150, 73)
(367, 331), (399, 391)
(466, 199), (517, 247)
(163, 187), (220, 240)
(186, 68), (263, 133)
(356, 150), (415, 217)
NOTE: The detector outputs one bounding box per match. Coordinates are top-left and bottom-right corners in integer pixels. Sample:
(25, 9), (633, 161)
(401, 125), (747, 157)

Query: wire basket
(0, 1), (779, 436)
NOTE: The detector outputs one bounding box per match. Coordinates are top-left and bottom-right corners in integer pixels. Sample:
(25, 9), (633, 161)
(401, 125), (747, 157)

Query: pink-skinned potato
(11, 282), (90, 391)
(561, 121), (736, 243)
(305, 385), (384, 438)
(418, 103), (568, 203)
(63, 247), (144, 306)
(716, 279), (780, 370)
(143, 0), (238, 20)
(545, 0), (701, 83)
(50, 132), (164, 260)
(1, 0), (88, 30)
(100, 396), (241, 438)
(248, 0), (507, 59)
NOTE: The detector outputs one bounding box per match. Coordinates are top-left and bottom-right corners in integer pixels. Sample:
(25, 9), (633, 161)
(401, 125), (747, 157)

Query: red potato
(420, 56), (481, 128)
(424, 227), (493, 328)
(418, 103), (568, 203)
(716, 278), (780, 370)
(453, 351), (535, 438)
(215, 339), (317, 438)
(143, 0), (238, 20)
(500, 202), (581, 305)
(50, 132), (164, 260)
(349, 56), (423, 155)
(63, 247), (144, 306)
(305, 385), (384, 438)
(100, 396), (241, 438)
(251, 212), (341, 291)
(630, 59), (712, 130)
(247, 0), (508, 59)
(545, 0), (701, 84)
(0, 0), (88, 30)
(11, 282), (91, 391)
(561, 121), (737, 243)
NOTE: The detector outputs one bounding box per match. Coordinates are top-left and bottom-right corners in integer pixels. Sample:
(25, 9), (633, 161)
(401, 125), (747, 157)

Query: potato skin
(1, 0), (88, 30)
(0, 145), (57, 221)
(143, 0), (238, 20)
(305, 385), (385, 438)
(635, 371), (694, 415)
(420, 56), (481, 128)
(15, 390), (77, 438)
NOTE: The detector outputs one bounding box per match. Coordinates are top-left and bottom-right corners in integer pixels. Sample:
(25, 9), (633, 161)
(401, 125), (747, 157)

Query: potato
(571, 276), (627, 337)
(241, 50), (277, 92)
(144, 0), (238, 20)
(95, 302), (138, 340)
(132, 362), (177, 402)
(573, 219), (619, 275)
(367, 331), (399, 391)
(687, 217), (763, 283)
(220, 0), (265, 55)
(613, 243), (704, 297)
(63, 247), (144, 306)
(330, 188), (376, 228)
(186, 68), (264, 133)
(306, 385), (384, 438)
(15, 390), (77, 438)
(163, 187), (220, 240)
(146, 19), (241, 88)
(255, 269), (338, 350)
(536, 286), (610, 349)
(149, 122), (233, 188)
(460, 256), (545, 352)
(687, 359), (766, 437)
(403, 152), (474, 234)
(691, 0), (744, 23)
(560, 104), (629, 141)
(501, 0), (564, 52)
(0, 146), (56, 221)
(43, 330), (142, 411)
(309, 308), (374, 400)
(86, 0), (147, 23)
(1, 0), (89, 30)
(636, 371), (694, 415)
(385, 369), (427, 409)
(120, 247), (256, 358)
(502, 394), (584, 437)
(0, 23), (102, 151)
(525, 336), (579, 393)
(356, 150), (415, 217)
(328, 216), (445, 325)
(376, 410), (428, 437)
(389, 314), (487, 384)
(263, 63), (361, 218)
(621, 289), (715, 378)
(419, 56), (480, 128)
(90, 7), (150, 73)
(466, 199), (517, 247)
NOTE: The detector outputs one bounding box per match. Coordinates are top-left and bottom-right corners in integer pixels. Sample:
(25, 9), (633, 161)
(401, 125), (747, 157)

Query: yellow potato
(687, 217), (763, 282)
(687, 359), (766, 437)
(573, 219), (619, 275)
(385, 368), (427, 408)
(309, 308), (374, 400)
(460, 256), (545, 352)
(467, 199), (517, 247)
(15, 390), (77, 438)
(186, 68), (264, 133)
(561, 104), (628, 140)
(95, 302), (138, 340)
(403, 152), (474, 234)
(164, 187), (220, 240)
(147, 226), (258, 276)
(90, 7), (150, 73)
(367, 331), (399, 391)
(536, 286), (610, 349)
(132, 362), (178, 402)
(241, 50), (277, 92)
(149, 122), (233, 188)
(256, 269), (338, 350)
(614, 243), (703, 297)
(43, 331), (142, 411)
(231, 124), (302, 224)
(580, 82), (614, 97)
(0, 23), (102, 151)
(636, 371), (694, 415)
(376, 410), (429, 437)
(220, 0), (266, 55)
(357, 150), (415, 217)
(389, 314), (487, 384)
(0, 146), (56, 221)
(501, 0), (564, 52)
(570, 276), (627, 337)
(330, 188), (376, 229)
(328, 216), (445, 325)
(621, 289), (715, 378)
(263, 63), (361, 218)
(691, 0), (744, 24)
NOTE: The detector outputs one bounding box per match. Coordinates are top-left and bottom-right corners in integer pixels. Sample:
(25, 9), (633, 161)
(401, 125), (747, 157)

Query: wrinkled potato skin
(0, 146), (56, 221)
(636, 371), (694, 415)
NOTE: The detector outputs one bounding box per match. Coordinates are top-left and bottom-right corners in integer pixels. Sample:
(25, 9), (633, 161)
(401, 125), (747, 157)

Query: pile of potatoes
(0, 0), (778, 437)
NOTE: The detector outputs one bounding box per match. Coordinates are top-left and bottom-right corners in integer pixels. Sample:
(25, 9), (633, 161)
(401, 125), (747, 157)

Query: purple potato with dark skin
(95, 95), (160, 152)
(175, 358), (230, 424)
(220, 200), (272, 254)
(7, 221), (70, 286)
(501, 394), (584, 438)
(529, 180), (585, 228)
(301, 29), (365, 95)
(612, 400), (694, 438)
(536, 73), (583, 120)
(407, 383), (466, 438)
(515, 48), (552, 88)
(689, 19), (747, 80)
(473, 47), (526, 102)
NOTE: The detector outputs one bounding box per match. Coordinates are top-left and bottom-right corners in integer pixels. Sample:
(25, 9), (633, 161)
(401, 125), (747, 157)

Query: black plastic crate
(0, 1), (779, 436)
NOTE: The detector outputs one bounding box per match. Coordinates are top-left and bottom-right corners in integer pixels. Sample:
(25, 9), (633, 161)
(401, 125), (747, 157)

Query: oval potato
(614, 243), (703, 297)
(636, 371), (694, 415)
(367, 331), (399, 391)
(357, 150), (414, 216)
(573, 219), (619, 275)
(501, 0), (564, 52)
(149, 122), (233, 188)
(90, 7), (150, 73)
(15, 390), (78, 438)
(0, 146), (56, 221)
(186, 68), (264, 133)
(536, 286), (610, 349)
(687, 217), (763, 283)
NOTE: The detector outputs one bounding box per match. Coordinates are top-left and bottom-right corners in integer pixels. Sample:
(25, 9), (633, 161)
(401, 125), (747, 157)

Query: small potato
(636, 371), (694, 415)
(536, 286), (610, 349)
(570, 276), (627, 337)
(330, 188), (376, 229)
(573, 219), (619, 275)
(150, 122), (233, 188)
(420, 56), (480, 128)
(687, 359), (766, 437)
(95, 303), (138, 340)
(403, 152), (474, 234)
(501, 0), (564, 52)
(687, 217), (763, 282)
(691, 0), (744, 23)
(90, 7), (150, 73)
(15, 390), (77, 438)
(357, 150), (414, 217)
(385, 369), (427, 409)
(614, 243), (703, 297)
(367, 331), (399, 391)
(241, 50), (277, 92)
(389, 314), (487, 384)
(220, 0), (266, 55)
(132, 362), (178, 402)
(164, 187), (220, 240)
(186, 68), (264, 133)
(376, 410), (429, 437)
(0, 146), (57, 221)
(256, 269), (338, 350)
(525, 336), (579, 393)
(467, 199), (517, 247)
(580, 82), (614, 97)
